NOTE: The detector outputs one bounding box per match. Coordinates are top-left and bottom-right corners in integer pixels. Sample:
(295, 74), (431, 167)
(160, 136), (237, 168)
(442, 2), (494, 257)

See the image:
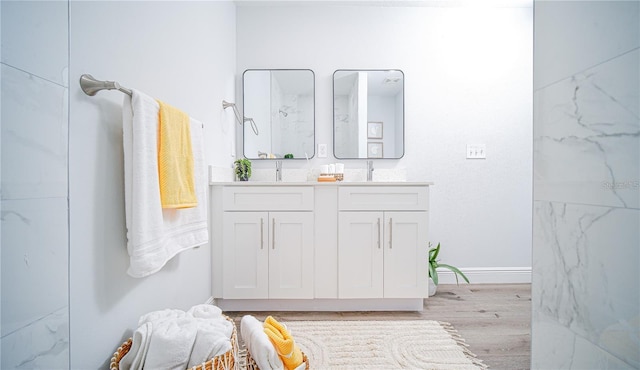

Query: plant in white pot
(234, 158), (252, 181)
(428, 242), (470, 296)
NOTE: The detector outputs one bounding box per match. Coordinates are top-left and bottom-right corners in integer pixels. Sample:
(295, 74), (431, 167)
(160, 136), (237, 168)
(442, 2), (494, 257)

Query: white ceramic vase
(428, 277), (437, 297)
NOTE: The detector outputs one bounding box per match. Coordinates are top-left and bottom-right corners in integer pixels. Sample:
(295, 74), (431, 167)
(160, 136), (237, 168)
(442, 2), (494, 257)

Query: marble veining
(533, 201), (639, 367)
(1, 307), (69, 369)
(533, 7), (639, 364)
(3, 1), (71, 368)
(534, 49), (639, 209)
(1, 198), (69, 337)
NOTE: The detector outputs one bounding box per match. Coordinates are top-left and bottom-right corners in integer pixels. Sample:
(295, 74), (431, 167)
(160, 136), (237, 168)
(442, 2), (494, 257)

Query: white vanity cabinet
(216, 186), (314, 300)
(338, 186), (429, 299)
(210, 182), (431, 311)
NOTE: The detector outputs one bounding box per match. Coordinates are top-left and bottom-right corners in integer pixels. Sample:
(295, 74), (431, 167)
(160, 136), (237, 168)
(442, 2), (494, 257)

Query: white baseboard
(435, 267), (531, 284)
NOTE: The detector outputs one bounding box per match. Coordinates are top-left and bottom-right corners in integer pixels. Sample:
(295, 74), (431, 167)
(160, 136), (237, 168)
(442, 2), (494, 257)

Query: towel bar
(80, 74), (132, 97)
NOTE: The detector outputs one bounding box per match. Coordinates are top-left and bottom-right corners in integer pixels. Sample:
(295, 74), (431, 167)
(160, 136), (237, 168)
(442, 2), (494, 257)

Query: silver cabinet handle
(260, 218), (264, 249)
(272, 218), (276, 249)
(377, 218), (381, 249)
(389, 218), (393, 249)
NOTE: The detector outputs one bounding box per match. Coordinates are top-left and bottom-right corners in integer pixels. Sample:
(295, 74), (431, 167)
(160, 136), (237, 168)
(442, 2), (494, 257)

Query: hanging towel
(157, 100), (197, 209)
(123, 90), (208, 278)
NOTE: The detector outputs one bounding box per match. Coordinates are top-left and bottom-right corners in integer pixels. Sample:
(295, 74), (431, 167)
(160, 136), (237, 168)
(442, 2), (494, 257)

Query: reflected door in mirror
(333, 70), (404, 159)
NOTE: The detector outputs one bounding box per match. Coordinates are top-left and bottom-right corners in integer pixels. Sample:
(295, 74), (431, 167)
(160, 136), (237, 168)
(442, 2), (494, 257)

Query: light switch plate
(318, 143), (328, 158)
(466, 144), (486, 159)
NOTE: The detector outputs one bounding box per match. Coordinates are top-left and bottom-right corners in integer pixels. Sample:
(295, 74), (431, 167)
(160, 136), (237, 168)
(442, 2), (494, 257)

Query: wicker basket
(110, 315), (238, 370)
(245, 351), (309, 370)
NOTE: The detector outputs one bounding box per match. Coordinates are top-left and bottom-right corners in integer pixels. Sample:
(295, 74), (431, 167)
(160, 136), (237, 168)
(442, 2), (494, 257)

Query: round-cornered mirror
(333, 69), (404, 159)
(243, 69), (315, 160)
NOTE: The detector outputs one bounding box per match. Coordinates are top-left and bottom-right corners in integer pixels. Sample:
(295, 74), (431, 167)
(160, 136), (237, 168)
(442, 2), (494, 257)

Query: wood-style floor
(227, 284), (532, 370)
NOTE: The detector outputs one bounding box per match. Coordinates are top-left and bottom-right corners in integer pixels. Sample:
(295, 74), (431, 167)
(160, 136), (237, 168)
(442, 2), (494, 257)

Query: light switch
(466, 144), (486, 159)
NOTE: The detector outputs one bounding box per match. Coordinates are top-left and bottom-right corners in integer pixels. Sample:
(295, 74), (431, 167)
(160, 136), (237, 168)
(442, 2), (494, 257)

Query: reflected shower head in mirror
(242, 69), (315, 160)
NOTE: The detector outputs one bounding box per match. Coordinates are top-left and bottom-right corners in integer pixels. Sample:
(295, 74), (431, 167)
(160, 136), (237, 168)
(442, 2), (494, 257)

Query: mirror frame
(242, 68), (316, 160)
(332, 69), (405, 160)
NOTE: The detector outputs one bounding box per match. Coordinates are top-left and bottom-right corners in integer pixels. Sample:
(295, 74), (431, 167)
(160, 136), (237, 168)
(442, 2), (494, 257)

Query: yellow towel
(157, 100), (197, 209)
(263, 316), (303, 370)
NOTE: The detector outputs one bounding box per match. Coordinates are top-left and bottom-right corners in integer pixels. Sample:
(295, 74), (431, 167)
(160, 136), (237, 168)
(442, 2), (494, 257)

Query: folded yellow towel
(263, 316), (303, 370)
(157, 100), (197, 209)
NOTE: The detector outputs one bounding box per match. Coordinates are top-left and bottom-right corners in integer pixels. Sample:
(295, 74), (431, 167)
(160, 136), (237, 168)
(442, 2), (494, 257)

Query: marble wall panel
(533, 201), (639, 367)
(534, 1), (639, 90)
(0, 1), (69, 87)
(1, 1), (70, 368)
(1, 65), (68, 200)
(532, 318), (637, 369)
(1, 198), (69, 338)
(1, 307), (68, 369)
(534, 50), (639, 209)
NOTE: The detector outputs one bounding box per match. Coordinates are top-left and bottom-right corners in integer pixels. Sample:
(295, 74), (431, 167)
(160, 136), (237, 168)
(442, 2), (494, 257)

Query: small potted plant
(234, 158), (252, 181)
(428, 242), (469, 296)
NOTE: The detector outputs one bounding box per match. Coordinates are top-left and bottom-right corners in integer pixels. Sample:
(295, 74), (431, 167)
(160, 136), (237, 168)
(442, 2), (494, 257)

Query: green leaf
(429, 263), (438, 285)
(431, 242), (441, 262)
(437, 263), (470, 284)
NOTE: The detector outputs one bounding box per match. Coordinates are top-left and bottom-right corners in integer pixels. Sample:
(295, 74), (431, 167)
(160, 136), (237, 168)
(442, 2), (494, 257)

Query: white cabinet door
(338, 212), (384, 298)
(268, 212), (314, 299)
(222, 212), (269, 299)
(338, 211), (428, 299)
(383, 212), (429, 298)
(223, 211), (314, 299)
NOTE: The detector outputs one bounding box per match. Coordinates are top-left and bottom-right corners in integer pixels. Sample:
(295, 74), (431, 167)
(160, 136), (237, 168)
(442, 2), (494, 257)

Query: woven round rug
(280, 320), (487, 369)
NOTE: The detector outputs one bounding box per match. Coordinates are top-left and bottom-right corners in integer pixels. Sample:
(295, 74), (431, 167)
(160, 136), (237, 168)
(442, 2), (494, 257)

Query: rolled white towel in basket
(187, 317), (234, 368)
(138, 308), (186, 327)
(187, 304), (222, 320)
(144, 317), (198, 370)
(241, 315), (284, 370)
(119, 322), (152, 370)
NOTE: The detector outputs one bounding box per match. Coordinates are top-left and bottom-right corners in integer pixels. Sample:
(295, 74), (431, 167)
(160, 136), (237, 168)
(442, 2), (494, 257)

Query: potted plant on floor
(428, 242), (469, 296)
(234, 158), (252, 181)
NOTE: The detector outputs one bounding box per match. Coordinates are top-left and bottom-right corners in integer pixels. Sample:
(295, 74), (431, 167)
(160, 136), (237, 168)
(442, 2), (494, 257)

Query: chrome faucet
(367, 160), (374, 182)
(275, 160), (282, 182)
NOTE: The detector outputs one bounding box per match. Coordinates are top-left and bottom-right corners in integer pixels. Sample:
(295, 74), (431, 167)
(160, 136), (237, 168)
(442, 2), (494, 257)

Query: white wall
(532, 1), (639, 368)
(237, 4), (533, 279)
(68, 2), (236, 368)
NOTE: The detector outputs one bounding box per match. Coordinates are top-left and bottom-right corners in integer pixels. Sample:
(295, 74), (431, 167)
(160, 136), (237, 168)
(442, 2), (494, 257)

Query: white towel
(119, 322), (152, 370)
(187, 304), (223, 320)
(144, 317), (198, 370)
(122, 90), (208, 278)
(187, 317), (233, 368)
(240, 315), (284, 370)
(138, 308), (186, 327)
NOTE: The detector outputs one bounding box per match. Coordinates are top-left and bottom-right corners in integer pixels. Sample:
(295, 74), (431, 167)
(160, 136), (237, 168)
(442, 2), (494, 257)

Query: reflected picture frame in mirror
(333, 69), (404, 159)
(242, 69), (315, 160)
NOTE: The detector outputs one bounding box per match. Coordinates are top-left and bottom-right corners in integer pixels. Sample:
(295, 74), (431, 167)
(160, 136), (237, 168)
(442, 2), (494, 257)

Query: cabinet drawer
(338, 186), (428, 211)
(223, 186), (314, 211)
